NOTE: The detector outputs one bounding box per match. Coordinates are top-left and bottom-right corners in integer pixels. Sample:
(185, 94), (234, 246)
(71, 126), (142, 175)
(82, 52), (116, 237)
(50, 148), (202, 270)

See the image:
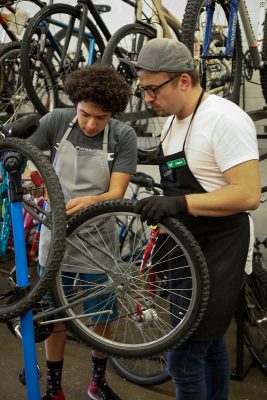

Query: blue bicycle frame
(38, 18), (96, 66)
(202, 0), (239, 58)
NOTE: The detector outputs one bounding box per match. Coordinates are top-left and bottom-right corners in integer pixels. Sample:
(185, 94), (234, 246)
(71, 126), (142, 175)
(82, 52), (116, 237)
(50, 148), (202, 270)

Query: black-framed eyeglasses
(137, 74), (181, 99)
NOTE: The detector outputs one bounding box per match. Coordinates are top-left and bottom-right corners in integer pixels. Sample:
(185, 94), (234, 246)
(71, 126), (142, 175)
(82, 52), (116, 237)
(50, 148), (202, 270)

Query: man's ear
(179, 73), (191, 90)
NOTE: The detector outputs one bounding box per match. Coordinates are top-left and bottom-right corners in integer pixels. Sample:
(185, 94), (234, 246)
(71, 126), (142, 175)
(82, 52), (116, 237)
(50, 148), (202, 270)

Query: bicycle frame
(38, 17), (97, 65)
(34, 0), (110, 69)
(35, 0), (144, 69)
(70, 0), (151, 64)
(203, 0), (266, 69)
(135, 0), (182, 38)
(0, 4), (18, 42)
(238, 0), (265, 68)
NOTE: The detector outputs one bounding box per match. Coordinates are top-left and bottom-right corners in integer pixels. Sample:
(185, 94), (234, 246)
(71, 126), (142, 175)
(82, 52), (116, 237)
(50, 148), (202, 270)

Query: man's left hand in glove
(134, 195), (188, 226)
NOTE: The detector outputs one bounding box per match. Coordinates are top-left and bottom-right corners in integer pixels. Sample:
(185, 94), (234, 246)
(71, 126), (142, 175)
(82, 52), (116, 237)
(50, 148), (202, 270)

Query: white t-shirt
(161, 94), (259, 192)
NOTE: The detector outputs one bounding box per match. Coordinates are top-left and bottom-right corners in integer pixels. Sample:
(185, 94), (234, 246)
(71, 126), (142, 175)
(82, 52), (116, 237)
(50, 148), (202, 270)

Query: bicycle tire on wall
(0, 41), (57, 118)
(51, 200), (209, 357)
(20, 3), (105, 115)
(0, 138), (66, 320)
(181, 0), (243, 104)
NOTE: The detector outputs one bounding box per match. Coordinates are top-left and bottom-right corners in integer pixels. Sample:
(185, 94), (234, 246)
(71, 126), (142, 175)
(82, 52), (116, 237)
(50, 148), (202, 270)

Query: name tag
(166, 158), (186, 169)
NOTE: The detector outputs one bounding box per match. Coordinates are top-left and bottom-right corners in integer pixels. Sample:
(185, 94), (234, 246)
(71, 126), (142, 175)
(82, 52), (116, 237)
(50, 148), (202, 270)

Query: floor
(0, 318), (267, 400)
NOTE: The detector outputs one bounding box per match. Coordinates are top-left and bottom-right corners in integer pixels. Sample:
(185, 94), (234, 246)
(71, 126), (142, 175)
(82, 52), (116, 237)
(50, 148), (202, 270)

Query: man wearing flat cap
(125, 38), (260, 400)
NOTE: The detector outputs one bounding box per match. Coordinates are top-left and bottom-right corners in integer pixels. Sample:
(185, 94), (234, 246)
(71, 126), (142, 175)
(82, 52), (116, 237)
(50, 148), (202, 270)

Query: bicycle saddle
(94, 4), (111, 14)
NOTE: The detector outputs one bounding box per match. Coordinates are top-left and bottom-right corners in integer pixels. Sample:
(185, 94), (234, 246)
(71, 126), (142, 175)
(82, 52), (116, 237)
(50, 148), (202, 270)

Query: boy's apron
(39, 117), (118, 274)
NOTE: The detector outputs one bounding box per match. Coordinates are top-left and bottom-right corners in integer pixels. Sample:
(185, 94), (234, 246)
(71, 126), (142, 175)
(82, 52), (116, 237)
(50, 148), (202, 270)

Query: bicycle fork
(202, 0), (239, 58)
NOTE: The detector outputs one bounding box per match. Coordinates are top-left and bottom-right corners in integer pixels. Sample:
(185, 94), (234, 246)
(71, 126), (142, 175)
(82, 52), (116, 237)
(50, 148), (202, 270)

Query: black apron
(158, 91), (250, 340)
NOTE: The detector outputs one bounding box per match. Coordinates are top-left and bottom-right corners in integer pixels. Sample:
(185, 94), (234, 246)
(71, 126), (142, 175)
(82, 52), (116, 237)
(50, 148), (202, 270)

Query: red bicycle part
(140, 227), (159, 274)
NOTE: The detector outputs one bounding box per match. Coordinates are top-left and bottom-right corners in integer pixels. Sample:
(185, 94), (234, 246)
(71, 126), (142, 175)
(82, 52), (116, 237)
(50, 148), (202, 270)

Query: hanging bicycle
(181, 0), (267, 105)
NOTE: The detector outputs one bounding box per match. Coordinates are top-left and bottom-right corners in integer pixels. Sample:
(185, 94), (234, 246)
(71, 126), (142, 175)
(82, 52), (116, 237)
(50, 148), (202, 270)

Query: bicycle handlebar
(130, 172), (162, 195)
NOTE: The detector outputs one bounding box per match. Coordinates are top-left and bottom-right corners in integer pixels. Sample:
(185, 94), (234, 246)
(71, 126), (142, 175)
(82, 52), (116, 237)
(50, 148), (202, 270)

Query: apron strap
(54, 116), (109, 164)
(102, 123), (109, 152)
(183, 89), (205, 151)
(159, 89), (205, 150)
(53, 115), (78, 165)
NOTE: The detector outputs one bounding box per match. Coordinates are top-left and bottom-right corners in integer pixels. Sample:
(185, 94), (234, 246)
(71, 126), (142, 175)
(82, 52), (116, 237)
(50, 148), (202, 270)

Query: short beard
(153, 109), (171, 117)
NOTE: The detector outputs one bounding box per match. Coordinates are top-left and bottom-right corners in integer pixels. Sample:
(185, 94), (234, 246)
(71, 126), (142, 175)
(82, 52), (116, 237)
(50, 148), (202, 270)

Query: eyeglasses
(137, 74), (181, 99)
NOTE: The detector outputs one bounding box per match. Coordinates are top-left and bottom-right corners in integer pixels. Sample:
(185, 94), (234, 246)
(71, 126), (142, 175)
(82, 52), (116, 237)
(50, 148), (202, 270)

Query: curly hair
(64, 65), (131, 114)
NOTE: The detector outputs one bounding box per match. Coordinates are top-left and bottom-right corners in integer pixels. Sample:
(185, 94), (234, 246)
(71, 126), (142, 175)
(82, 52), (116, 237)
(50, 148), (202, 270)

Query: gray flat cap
(120, 38), (195, 73)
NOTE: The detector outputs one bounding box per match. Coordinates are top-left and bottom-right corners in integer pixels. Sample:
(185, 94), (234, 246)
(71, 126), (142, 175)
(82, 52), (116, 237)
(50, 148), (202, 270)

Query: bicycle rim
(181, 0), (242, 104)
(51, 200), (209, 357)
(0, 42), (56, 119)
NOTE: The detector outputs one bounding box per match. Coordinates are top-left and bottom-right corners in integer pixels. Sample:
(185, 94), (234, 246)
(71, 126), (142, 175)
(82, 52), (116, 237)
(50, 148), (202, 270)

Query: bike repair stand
(4, 152), (41, 400)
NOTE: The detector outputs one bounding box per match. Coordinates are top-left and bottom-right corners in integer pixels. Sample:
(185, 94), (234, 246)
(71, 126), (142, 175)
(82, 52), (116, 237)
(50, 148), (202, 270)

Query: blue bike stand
(11, 203), (41, 400)
(6, 152), (41, 400)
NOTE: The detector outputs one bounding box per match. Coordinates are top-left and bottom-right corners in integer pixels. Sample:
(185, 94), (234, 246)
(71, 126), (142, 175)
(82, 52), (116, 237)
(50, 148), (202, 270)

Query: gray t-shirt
(29, 108), (137, 174)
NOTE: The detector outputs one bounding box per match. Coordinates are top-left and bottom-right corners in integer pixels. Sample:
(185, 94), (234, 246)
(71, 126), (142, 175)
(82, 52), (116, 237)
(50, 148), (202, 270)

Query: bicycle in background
(0, 0), (44, 43)
(19, 0), (182, 151)
(181, 0), (267, 105)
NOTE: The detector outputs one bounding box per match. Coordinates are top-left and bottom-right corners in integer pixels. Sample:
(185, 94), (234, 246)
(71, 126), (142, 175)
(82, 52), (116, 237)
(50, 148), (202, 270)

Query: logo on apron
(167, 158), (186, 169)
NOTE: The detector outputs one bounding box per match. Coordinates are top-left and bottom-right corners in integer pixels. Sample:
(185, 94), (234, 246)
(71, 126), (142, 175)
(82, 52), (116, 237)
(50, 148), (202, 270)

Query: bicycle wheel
(101, 23), (165, 152)
(244, 262), (267, 375)
(0, 41), (56, 119)
(51, 200), (209, 357)
(260, 12), (267, 104)
(110, 354), (170, 386)
(20, 3), (105, 115)
(0, 138), (66, 320)
(251, 185), (267, 268)
(244, 185), (267, 374)
(181, 0), (243, 104)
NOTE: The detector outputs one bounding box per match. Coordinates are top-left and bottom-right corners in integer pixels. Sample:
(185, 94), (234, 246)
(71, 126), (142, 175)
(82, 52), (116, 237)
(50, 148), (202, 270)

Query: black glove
(134, 195), (187, 226)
